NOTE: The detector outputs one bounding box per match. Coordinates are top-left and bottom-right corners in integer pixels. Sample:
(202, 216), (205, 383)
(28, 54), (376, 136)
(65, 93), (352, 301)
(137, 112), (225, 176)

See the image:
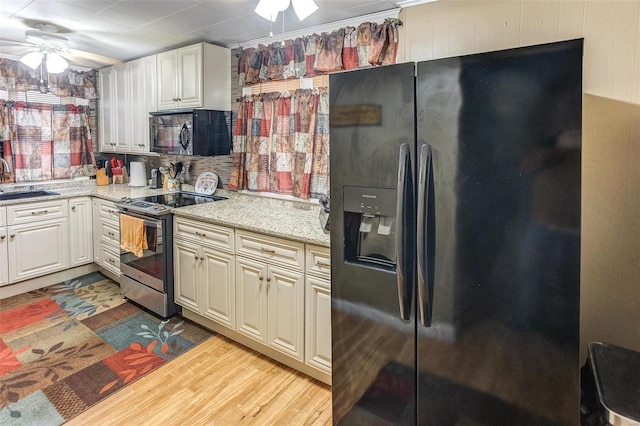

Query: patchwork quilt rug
(0, 272), (213, 425)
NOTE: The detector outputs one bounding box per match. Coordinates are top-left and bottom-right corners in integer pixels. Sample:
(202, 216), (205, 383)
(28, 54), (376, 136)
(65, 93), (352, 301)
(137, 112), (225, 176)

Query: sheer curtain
(229, 88), (329, 200)
(0, 101), (96, 182)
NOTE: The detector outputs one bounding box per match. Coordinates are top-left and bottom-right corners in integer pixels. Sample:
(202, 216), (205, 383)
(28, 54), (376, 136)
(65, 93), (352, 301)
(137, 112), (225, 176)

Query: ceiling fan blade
(66, 48), (122, 66)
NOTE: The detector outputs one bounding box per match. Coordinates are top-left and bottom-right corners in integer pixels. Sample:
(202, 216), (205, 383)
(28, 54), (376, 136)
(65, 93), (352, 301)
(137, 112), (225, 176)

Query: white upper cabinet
(98, 55), (156, 153)
(157, 42), (230, 111)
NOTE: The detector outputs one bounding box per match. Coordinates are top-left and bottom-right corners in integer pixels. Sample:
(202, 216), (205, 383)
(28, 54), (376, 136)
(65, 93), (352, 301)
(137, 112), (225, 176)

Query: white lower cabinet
(0, 223), (7, 287)
(69, 197), (94, 267)
(174, 217), (236, 329)
(92, 198), (121, 277)
(304, 245), (332, 374)
(235, 230), (305, 362)
(5, 200), (69, 283)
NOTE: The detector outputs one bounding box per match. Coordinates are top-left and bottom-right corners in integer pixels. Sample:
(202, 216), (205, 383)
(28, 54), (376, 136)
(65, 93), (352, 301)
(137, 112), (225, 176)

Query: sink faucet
(0, 158), (9, 192)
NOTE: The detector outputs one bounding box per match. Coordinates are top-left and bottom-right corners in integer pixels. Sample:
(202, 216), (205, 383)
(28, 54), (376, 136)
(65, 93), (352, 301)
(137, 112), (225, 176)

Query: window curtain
(229, 88), (329, 200)
(1, 101), (96, 182)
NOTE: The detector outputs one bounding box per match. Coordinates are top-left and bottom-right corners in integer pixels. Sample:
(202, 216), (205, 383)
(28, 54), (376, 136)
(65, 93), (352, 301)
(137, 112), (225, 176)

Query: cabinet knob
(259, 276), (264, 281)
(71, 206), (76, 211)
(266, 277), (271, 282)
(10, 234), (15, 239)
(194, 255), (200, 261)
(0, 235), (5, 240)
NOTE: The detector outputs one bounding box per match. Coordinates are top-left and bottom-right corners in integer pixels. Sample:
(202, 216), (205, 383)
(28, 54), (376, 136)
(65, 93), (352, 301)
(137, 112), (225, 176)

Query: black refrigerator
(329, 39), (583, 425)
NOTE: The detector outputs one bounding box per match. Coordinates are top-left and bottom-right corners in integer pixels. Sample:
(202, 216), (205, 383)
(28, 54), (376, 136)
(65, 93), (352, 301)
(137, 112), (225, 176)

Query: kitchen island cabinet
(6, 200), (69, 283)
(174, 217), (235, 329)
(157, 42), (230, 111)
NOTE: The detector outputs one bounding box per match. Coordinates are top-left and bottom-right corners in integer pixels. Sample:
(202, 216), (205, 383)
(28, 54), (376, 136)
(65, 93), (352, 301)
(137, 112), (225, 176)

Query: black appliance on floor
(330, 39), (583, 425)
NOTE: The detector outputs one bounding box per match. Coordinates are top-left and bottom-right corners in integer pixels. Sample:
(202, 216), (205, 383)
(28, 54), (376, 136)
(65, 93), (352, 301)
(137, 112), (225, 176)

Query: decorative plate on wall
(195, 172), (219, 195)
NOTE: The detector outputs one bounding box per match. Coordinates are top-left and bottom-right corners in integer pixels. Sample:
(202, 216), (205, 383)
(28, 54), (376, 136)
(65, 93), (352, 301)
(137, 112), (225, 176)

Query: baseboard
(0, 263), (99, 299)
(181, 308), (332, 386)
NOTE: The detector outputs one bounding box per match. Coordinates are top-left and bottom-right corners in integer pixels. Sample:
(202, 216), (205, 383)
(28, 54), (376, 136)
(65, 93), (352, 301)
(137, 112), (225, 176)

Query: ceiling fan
(3, 23), (121, 72)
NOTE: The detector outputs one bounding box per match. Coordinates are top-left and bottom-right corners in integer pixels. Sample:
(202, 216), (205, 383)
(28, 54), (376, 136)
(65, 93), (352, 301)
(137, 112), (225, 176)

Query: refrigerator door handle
(396, 143), (411, 321)
(417, 143), (432, 327)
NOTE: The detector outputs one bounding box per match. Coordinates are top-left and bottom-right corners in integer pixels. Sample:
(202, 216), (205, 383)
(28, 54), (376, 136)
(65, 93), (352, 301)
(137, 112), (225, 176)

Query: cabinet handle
(0, 235), (5, 240)
(261, 248), (276, 254)
(194, 255), (200, 261)
(31, 210), (49, 216)
(195, 231), (206, 237)
(10, 234), (15, 239)
(71, 206), (76, 211)
(316, 261), (330, 268)
(259, 275), (264, 281)
(266, 277), (271, 282)
(108, 258), (115, 264)
(108, 231), (115, 237)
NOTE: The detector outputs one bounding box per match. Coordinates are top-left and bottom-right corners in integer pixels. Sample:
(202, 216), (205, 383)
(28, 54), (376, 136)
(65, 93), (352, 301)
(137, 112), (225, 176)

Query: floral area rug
(0, 272), (213, 425)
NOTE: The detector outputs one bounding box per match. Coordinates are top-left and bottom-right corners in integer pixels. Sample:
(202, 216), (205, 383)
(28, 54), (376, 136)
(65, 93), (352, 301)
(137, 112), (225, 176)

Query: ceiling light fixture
(255, 0), (318, 22)
(19, 49), (68, 73)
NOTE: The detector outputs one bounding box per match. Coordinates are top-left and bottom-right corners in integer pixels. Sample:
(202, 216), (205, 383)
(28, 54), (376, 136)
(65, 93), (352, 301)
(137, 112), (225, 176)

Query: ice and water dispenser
(343, 186), (397, 270)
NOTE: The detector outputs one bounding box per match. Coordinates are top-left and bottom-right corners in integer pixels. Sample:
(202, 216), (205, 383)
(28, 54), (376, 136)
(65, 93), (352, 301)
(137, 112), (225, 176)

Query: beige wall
(398, 1), (640, 358)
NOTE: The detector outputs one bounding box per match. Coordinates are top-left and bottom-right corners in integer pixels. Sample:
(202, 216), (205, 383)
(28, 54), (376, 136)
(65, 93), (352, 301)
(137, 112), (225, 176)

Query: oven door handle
(119, 210), (163, 228)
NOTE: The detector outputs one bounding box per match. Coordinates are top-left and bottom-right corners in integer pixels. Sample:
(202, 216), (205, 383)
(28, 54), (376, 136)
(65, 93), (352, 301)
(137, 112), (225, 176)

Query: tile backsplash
(94, 153), (232, 189)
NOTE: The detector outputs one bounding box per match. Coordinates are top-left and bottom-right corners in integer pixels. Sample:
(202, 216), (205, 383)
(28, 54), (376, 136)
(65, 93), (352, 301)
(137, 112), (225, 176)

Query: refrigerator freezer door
(330, 63), (416, 425)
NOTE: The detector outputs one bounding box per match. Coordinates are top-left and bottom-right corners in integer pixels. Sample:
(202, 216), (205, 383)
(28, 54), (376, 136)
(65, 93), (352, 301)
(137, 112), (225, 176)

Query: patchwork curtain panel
(229, 88), (329, 200)
(0, 100), (96, 182)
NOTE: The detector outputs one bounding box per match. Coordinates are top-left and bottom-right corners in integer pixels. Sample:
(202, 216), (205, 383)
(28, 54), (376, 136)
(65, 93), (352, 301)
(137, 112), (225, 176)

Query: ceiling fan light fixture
(20, 51), (44, 70)
(292, 0), (318, 21)
(46, 52), (68, 73)
(255, 0), (290, 22)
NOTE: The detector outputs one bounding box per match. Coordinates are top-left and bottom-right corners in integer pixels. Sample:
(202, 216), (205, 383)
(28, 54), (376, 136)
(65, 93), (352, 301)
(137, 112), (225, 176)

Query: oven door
(119, 211), (166, 292)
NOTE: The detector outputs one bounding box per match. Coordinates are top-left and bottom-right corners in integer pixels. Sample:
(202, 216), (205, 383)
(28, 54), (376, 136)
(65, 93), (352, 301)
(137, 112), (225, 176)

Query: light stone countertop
(0, 181), (330, 247)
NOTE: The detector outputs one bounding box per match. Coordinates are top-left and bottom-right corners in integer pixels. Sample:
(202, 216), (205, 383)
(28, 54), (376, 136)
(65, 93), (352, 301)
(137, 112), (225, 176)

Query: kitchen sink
(0, 190), (60, 201)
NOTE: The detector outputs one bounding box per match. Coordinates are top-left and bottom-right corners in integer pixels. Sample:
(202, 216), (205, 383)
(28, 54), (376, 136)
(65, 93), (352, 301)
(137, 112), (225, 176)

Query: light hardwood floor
(66, 334), (332, 425)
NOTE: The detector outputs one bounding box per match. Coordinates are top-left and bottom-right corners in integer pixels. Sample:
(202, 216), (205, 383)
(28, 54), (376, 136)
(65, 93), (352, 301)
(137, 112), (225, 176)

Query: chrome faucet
(0, 158), (9, 173)
(0, 158), (10, 192)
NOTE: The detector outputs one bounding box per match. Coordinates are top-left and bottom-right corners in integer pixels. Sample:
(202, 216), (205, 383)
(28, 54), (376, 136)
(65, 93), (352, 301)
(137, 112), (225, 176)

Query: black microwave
(149, 109), (232, 156)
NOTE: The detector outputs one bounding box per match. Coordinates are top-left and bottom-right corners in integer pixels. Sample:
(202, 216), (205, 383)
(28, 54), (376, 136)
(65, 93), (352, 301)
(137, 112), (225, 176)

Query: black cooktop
(139, 192), (227, 208)
(117, 191), (227, 215)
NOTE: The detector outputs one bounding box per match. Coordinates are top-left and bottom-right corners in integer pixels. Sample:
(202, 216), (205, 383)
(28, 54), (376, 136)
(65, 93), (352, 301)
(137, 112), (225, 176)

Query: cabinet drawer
(7, 200), (68, 225)
(305, 245), (331, 279)
(95, 199), (120, 223)
(174, 217), (234, 253)
(236, 230), (304, 271)
(0, 207), (5, 226)
(98, 219), (120, 246)
(100, 242), (121, 276)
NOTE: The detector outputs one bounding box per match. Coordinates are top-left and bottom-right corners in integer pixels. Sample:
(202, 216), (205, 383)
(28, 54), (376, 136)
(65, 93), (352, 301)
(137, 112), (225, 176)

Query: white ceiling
(0, 0), (403, 69)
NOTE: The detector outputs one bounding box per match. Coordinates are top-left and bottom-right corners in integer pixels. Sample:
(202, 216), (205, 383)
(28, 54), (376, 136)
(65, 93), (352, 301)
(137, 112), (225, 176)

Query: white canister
(129, 161), (147, 187)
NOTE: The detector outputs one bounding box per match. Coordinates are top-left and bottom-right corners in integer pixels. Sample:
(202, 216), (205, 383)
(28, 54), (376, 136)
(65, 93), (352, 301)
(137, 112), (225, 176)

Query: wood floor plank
(65, 334), (332, 425)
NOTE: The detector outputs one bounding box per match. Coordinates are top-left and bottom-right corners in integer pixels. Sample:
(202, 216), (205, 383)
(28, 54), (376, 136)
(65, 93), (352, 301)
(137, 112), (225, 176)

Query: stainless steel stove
(114, 191), (226, 318)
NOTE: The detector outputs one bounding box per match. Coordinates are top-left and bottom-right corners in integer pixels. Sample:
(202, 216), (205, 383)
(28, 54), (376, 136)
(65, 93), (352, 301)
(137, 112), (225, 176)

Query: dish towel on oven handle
(120, 214), (148, 257)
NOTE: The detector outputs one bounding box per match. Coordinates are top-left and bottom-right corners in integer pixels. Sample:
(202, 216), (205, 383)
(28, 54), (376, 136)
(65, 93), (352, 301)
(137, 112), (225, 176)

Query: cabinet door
(267, 265), (305, 361)
(0, 227), (8, 286)
(113, 64), (130, 151)
(99, 66), (116, 152)
(157, 50), (178, 110)
(69, 197), (93, 267)
(92, 200), (102, 263)
(176, 44), (203, 108)
(8, 218), (69, 283)
(236, 257), (268, 344)
(174, 238), (200, 312)
(201, 246), (236, 329)
(305, 276), (332, 373)
(140, 55), (156, 152)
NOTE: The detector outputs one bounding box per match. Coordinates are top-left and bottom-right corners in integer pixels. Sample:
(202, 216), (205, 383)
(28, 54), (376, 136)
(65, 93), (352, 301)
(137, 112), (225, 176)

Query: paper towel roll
(129, 161), (146, 187)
